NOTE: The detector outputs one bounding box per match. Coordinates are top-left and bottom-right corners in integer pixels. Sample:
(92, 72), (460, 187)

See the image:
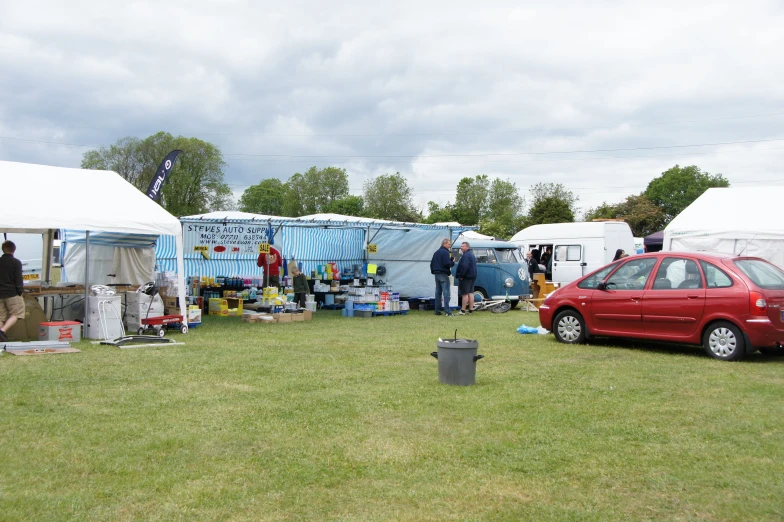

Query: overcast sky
(2, 1), (783, 217)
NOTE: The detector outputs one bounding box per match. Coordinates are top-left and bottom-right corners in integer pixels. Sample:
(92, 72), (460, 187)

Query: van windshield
(496, 248), (522, 263)
(734, 259), (784, 290)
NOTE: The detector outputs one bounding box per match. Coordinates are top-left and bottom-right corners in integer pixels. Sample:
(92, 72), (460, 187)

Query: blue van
(451, 239), (529, 308)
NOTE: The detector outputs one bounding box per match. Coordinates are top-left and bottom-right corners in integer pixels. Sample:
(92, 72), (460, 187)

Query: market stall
(153, 212), (474, 319)
(0, 160), (187, 340)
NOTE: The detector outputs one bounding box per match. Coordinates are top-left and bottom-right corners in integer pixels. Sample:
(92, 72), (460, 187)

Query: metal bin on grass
(430, 336), (484, 386)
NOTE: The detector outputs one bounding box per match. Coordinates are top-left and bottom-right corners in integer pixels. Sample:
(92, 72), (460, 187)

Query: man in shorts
(456, 241), (477, 315)
(0, 240), (25, 343)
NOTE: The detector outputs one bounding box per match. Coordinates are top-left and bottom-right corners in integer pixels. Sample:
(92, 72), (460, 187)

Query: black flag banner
(145, 150), (183, 201)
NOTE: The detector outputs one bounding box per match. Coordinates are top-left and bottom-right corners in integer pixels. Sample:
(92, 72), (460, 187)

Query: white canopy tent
(0, 160), (187, 326)
(663, 186), (784, 269)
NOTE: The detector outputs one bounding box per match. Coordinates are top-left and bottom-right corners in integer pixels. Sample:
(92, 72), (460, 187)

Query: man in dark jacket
(429, 238), (454, 316)
(455, 242), (477, 315)
(0, 241), (25, 342)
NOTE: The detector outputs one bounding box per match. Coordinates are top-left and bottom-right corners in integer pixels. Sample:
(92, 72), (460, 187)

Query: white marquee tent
(663, 186), (784, 269)
(0, 160), (187, 323)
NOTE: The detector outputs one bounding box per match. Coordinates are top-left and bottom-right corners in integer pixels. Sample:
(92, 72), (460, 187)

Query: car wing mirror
(596, 282), (607, 291)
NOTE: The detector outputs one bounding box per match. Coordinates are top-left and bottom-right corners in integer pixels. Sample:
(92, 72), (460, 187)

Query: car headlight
(505, 277), (514, 288)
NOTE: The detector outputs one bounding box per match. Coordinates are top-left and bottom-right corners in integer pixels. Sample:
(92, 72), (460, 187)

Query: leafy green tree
(524, 183), (578, 225)
(583, 195), (665, 237)
(423, 201), (457, 224)
(582, 202), (619, 222)
(644, 165), (729, 222)
(238, 178), (285, 215)
(454, 175), (490, 225)
(363, 172), (421, 222)
(527, 196), (575, 225)
(281, 166), (350, 216)
(483, 178), (524, 237)
(81, 136), (143, 185)
(81, 132), (233, 216)
(326, 195), (365, 216)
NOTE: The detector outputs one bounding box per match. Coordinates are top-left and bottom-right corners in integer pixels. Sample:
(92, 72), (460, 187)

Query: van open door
(552, 244), (585, 283)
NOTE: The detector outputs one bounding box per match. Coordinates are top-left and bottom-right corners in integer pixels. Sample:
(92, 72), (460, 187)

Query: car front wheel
(703, 321), (745, 361)
(553, 310), (586, 344)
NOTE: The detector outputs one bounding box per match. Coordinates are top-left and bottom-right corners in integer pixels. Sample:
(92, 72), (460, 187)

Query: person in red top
(257, 246), (282, 288)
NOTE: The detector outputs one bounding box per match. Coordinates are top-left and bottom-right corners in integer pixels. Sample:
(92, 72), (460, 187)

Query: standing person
(525, 250), (542, 295)
(257, 245), (282, 288)
(430, 238), (455, 316)
(542, 246), (553, 280)
(612, 249), (625, 261)
(0, 241), (25, 343)
(455, 242), (477, 315)
(291, 266), (309, 309)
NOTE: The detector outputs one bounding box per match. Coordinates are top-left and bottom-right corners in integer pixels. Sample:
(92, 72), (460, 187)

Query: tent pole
(41, 229), (55, 317)
(83, 231), (90, 324)
(175, 228), (188, 330)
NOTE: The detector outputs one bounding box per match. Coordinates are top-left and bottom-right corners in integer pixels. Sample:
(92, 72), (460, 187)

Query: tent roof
(458, 230), (497, 240)
(180, 211), (476, 231)
(0, 160), (182, 236)
(664, 187), (784, 239)
(644, 230), (664, 246)
(180, 211), (282, 221)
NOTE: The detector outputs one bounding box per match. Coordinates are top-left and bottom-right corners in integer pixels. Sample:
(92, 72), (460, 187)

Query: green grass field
(2, 310), (783, 521)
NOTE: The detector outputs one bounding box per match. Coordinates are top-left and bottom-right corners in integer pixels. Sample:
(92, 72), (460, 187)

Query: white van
(510, 221), (636, 284)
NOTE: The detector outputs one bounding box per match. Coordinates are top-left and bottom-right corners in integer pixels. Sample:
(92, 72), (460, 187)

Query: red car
(538, 252), (784, 360)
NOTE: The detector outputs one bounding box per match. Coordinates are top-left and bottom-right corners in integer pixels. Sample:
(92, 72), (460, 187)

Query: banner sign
(184, 223), (270, 257)
(258, 243), (271, 254)
(145, 150), (183, 201)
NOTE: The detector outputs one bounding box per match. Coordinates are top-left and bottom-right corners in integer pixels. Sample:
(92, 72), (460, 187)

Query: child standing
(291, 267), (309, 309)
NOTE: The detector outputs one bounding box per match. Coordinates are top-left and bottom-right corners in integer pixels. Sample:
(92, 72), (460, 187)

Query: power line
(220, 138), (784, 159)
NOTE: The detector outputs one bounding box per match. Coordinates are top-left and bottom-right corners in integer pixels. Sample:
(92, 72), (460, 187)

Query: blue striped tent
(155, 226), (365, 278)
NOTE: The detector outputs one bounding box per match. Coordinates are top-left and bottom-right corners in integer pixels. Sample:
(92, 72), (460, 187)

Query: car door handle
(686, 295), (700, 299)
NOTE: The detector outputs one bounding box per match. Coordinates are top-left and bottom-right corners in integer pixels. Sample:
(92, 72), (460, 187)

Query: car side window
(577, 262), (620, 289)
(555, 245), (581, 261)
(653, 258), (703, 290)
(699, 260), (733, 288)
(605, 258), (658, 290)
(474, 248), (497, 264)
(495, 249), (518, 263)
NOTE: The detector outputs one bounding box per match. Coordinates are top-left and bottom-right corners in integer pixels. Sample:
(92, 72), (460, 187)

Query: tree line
(83, 133), (730, 239)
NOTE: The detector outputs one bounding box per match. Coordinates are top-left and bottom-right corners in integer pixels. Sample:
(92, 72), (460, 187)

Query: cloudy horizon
(2, 1), (783, 217)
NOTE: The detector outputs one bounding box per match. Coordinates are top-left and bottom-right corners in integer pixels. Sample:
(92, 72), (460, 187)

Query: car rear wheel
(703, 321), (745, 361)
(553, 310), (586, 344)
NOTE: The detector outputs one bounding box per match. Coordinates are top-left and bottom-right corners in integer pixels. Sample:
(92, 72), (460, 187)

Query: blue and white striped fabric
(63, 230), (158, 248)
(279, 227), (365, 275)
(155, 235), (263, 278)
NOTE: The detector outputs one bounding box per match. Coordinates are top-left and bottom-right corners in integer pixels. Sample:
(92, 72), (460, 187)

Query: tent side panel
(368, 228), (446, 298)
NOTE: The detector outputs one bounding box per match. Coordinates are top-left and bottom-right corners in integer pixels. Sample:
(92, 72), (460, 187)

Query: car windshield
(496, 248), (522, 263)
(577, 262), (621, 289)
(734, 259), (784, 289)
